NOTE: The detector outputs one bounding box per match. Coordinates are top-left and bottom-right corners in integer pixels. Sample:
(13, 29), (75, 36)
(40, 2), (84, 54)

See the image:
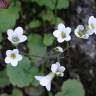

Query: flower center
(78, 31), (84, 37)
(12, 35), (19, 42)
(61, 32), (66, 38)
(10, 53), (16, 59)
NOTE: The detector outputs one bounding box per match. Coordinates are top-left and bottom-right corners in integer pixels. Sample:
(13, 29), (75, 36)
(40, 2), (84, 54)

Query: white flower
(87, 16), (96, 35)
(55, 46), (64, 53)
(51, 62), (65, 77)
(5, 49), (22, 66)
(53, 23), (71, 43)
(35, 73), (55, 91)
(74, 25), (89, 39)
(35, 62), (65, 91)
(7, 27), (27, 45)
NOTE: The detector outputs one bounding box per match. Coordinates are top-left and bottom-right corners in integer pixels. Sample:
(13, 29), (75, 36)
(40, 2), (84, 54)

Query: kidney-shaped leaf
(56, 79), (85, 96)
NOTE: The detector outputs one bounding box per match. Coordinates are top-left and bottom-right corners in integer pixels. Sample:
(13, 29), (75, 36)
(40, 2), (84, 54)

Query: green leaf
(0, 1), (21, 32)
(40, 10), (63, 25)
(40, 10), (54, 21)
(28, 33), (47, 63)
(6, 57), (39, 87)
(55, 79), (85, 96)
(28, 20), (41, 29)
(11, 89), (23, 96)
(0, 94), (9, 96)
(0, 70), (10, 87)
(43, 33), (54, 46)
(56, 0), (69, 9)
(51, 17), (63, 25)
(32, 0), (54, 9)
(32, 0), (69, 10)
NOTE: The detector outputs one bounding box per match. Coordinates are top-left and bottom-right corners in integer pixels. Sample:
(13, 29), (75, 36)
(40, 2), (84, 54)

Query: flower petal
(64, 35), (71, 41)
(35, 76), (44, 81)
(59, 66), (65, 72)
(53, 30), (61, 38)
(14, 27), (23, 35)
(10, 60), (18, 67)
(56, 46), (63, 52)
(16, 54), (22, 61)
(51, 62), (60, 73)
(13, 49), (19, 54)
(88, 16), (96, 25)
(57, 23), (65, 31)
(65, 27), (71, 35)
(7, 29), (13, 37)
(46, 83), (51, 91)
(19, 35), (27, 42)
(57, 37), (64, 43)
(5, 57), (11, 63)
(6, 50), (12, 56)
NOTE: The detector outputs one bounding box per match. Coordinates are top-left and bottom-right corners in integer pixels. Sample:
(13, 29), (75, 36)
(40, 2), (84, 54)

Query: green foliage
(11, 89), (23, 96)
(28, 33), (47, 63)
(55, 79), (85, 96)
(0, 94), (9, 96)
(32, 0), (69, 10)
(56, 0), (69, 9)
(0, 70), (10, 87)
(28, 20), (41, 29)
(43, 33), (54, 46)
(40, 10), (63, 25)
(51, 17), (63, 25)
(0, 1), (21, 32)
(7, 57), (39, 87)
(0, 89), (23, 96)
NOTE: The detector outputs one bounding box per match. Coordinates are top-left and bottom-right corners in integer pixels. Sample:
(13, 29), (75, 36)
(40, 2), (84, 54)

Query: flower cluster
(35, 62), (65, 91)
(5, 27), (27, 66)
(53, 16), (96, 40)
(4, 16), (96, 92)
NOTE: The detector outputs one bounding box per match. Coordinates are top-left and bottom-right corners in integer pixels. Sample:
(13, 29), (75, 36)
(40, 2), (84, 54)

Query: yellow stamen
(61, 32), (66, 38)
(10, 53), (16, 59)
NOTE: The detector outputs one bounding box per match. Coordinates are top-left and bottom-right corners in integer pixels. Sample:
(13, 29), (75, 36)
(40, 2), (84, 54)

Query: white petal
(64, 35), (71, 41)
(7, 29), (13, 37)
(35, 73), (54, 91)
(57, 37), (64, 43)
(74, 29), (79, 37)
(94, 28), (96, 34)
(51, 62), (60, 73)
(56, 46), (63, 52)
(19, 35), (27, 42)
(46, 83), (51, 91)
(35, 76), (44, 81)
(14, 27), (23, 35)
(8, 36), (12, 42)
(5, 57), (11, 63)
(65, 27), (71, 35)
(35, 76), (49, 86)
(13, 49), (19, 54)
(10, 60), (18, 67)
(15, 54), (22, 61)
(59, 66), (65, 72)
(53, 30), (61, 38)
(88, 16), (96, 24)
(87, 29), (94, 35)
(78, 25), (84, 30)
(57, 23), (65, 31)
(6, 50), (12, 56)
